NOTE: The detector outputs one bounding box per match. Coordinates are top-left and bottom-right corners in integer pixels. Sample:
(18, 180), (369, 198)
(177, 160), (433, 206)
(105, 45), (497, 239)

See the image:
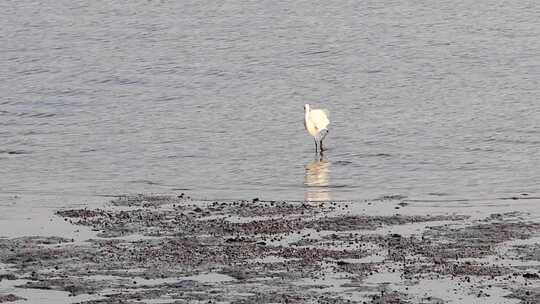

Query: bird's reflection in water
(304, 155), (331, 202)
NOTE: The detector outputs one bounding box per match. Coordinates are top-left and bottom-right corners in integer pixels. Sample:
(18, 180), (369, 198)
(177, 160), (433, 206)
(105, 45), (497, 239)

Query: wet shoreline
(1, 195), (540, 303)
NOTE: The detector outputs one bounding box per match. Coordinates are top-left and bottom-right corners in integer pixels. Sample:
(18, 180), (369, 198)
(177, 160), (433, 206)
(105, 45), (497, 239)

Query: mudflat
(1, 194), (540, 303)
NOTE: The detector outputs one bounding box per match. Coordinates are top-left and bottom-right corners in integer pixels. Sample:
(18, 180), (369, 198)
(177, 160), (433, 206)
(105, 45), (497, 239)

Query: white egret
(304, 104), (330, 153)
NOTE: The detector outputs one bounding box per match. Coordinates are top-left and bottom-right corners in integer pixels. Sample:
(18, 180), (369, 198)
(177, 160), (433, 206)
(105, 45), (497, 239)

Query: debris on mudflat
(0, 195), (538, 303)
(0, 294), (26, 303)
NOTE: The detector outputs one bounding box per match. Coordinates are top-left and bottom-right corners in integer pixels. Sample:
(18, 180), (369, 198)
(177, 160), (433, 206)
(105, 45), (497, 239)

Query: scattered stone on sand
(505, 287), (540, 304)
(0, 194), (538, 303)
(0, 274), (16, 281)
(0, 294), (26, 303)
(512, 243), (540, 261)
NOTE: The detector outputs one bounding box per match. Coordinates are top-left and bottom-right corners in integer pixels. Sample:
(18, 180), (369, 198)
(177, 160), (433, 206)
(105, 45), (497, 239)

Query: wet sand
(1, 194), (540, 303)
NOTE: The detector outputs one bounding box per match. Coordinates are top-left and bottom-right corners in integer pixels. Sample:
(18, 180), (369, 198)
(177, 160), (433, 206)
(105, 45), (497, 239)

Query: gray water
(2, 0), (540, 208)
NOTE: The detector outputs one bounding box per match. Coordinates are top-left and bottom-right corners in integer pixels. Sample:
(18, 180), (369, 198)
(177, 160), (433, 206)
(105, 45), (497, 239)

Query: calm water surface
(2, 0), (540, 209)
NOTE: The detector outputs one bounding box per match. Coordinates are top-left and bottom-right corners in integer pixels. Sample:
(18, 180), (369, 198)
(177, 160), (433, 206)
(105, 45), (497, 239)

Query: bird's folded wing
(322, 109), (329, 118)
(309, 109), (330, 129)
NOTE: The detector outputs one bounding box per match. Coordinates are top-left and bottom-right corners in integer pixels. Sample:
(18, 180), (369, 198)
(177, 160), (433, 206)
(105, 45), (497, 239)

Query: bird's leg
(314, 139), (318, 153)
(320, 140), (324, 152)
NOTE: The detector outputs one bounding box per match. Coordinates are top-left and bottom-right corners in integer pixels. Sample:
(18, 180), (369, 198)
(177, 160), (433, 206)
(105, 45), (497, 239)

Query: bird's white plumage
(304, 105), (329, 137)
(307, 109), (329, 133)
(304, 104), (330, 152)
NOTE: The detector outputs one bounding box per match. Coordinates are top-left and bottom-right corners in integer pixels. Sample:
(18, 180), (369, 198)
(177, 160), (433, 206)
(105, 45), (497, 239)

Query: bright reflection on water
(304, 155), (331, 202)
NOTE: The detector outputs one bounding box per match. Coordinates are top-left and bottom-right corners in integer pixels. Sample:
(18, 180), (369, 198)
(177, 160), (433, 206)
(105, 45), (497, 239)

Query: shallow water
(2, 0), (540, 208)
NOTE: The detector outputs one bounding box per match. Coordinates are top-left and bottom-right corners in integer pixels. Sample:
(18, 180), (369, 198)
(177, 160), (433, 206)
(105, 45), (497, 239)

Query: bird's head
(304, 104), (310, 112)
